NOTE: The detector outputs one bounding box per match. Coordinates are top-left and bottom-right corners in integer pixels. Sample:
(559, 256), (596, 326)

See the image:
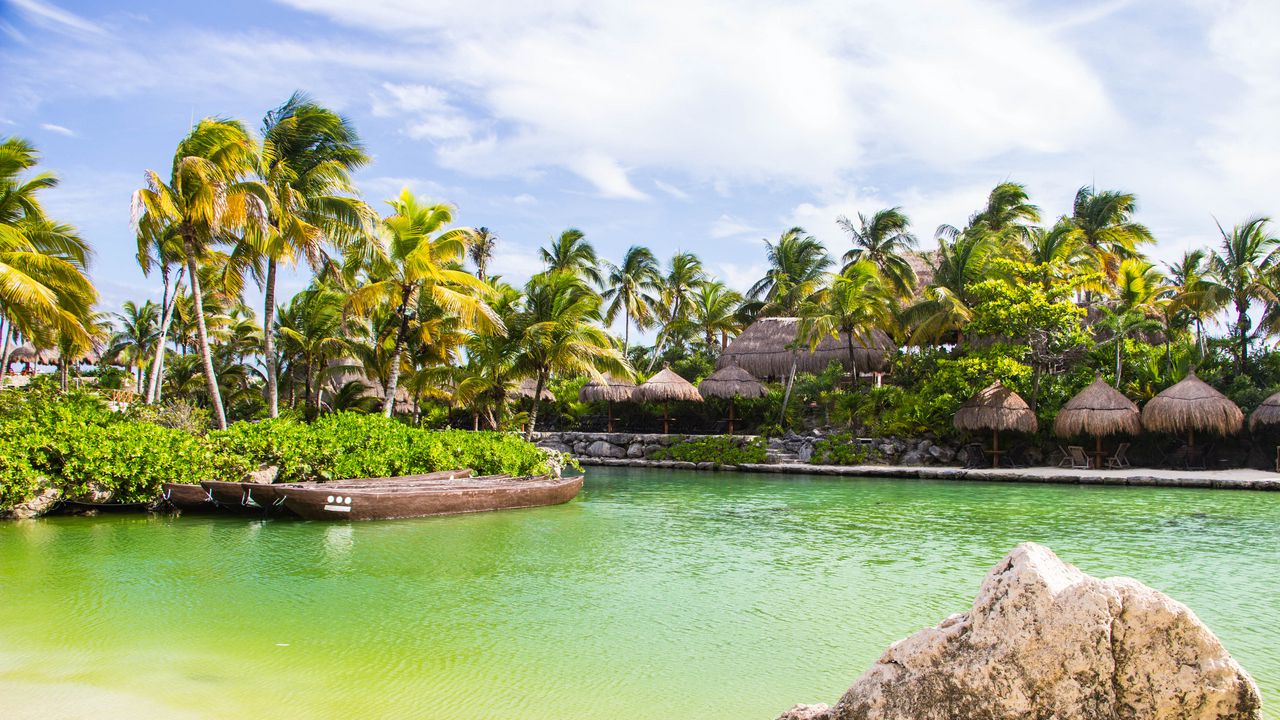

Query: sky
(1, 0), (1277, 325)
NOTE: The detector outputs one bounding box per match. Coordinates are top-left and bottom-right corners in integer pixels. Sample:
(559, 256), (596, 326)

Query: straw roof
(579, 373), (635, 403)
(514, 378), (555, 401)
(1141, 371), (1243, 437)
(716, 317), (893, 379)
(8, 345), (57, 364)
(953, 381), (1038, 433)
(698, 364), (767, 399)
(1053, 375), (1141, 438)
(1250, 390), (1280, 431)
(632, 367), (703, 403)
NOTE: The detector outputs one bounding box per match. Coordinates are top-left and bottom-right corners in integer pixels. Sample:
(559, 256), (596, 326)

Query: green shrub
(650, 436), (766, 465)
(812, 432), (873, 465)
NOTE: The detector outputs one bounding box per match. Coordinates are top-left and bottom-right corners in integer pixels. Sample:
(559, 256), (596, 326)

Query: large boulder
(2, 485), (61, 519)
(781, 543), (1262, 720)
(585, 440), (625, 459)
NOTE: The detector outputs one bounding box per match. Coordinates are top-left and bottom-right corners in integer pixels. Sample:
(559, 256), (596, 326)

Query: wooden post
(991, 429), (1000, 468)
(663, 400), (670, 434)
(607, 401), (614, 433)
(1095, 435), (1104, 469)
(728, 397), (736, 435)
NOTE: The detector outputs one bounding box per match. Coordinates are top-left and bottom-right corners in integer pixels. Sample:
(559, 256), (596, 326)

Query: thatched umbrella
(717, 317), (893, 379)
(698, 364), (766, 434)
(514, 378), (555, 402)
(1142, 370), (1242, 449)
(9, 344), (57, 365)
(579, 374), (635, 432)
(954, 381), (1038, 467)
(633, 366), (703, 434)
(1249, 390), (1280, 433)
(1053, 374), (1141, 468)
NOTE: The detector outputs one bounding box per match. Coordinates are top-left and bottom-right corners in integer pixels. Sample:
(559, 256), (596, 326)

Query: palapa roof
(1053, 374), (1141, 438)
(632, 367), (703, 403)
(1141, 371), (1243, 437)
(698, 364), (767, 399)
(579, 373), (635, 403)
(514, 378), (555, 401)
(716, 317), (893, 380)
(1249, 390), (1280, 432)
(954, 381), (1038, 434)
(8, 344), (57, 364)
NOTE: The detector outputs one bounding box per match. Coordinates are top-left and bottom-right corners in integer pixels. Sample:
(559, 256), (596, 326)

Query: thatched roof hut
(698, 365), (767, 400)
(954, 382), (1038, 434)
(1053, 375), (1141, 438)
(634, 367), (702, 434)
(716, 317), (892, 380)
(515, 378), (555, 402)
(9, 344), (57, 364)
(579, 374), (635, 403)
(1250, 390), (1280, 432)
(1142, 371), (1242, 439)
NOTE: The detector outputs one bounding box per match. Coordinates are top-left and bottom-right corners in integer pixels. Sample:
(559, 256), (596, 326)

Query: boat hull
(247, 469), (476, 509)
(160, 483), (215, 512)
(277, 474), (582, 521)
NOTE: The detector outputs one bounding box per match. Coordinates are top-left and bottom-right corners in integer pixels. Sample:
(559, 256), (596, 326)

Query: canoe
(60, 500), (151, 514)
(160, 483), (215, 512)
(273, 473), (582, 521)
(200, 469), (477, 515)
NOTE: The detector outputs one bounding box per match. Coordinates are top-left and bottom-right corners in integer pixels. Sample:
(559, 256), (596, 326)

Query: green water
(1, 468), (1278, 719)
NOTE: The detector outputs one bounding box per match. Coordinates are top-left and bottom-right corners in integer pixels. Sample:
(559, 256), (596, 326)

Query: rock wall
(532, 431), (761, 461)
(778, 543), (1262, 720)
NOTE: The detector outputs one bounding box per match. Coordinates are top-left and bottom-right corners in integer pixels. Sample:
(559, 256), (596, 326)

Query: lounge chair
(1062, 445), (1091, 469)
(1004, 444), (1031, 468)
(963, 443), (988, 469)
(1105, 442), (1131, 469)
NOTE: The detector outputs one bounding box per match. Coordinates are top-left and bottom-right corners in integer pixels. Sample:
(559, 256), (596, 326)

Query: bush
(812, 432), (872, 465)
(650, 436), (766, 465)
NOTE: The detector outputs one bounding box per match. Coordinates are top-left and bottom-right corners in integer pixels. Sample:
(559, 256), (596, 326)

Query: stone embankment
(777, 543), (1262, 720)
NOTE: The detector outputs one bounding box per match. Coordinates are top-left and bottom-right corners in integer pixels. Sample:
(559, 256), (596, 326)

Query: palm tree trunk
(0, 320), (11, 392)
(623, 314), (630, 352)
(264, 259), (279, 418)
(1115, 338), (1123, 387)
(383, 287), (413, 418)
(305, 358), (314, 416)
(146, 266), (183, 404)
(1237, 301), (1249, 372)
(525, 371), (547, 440)
(779, 355), (798, 428)
(186, 243), (228, 430)
(845, 329), (859, 389)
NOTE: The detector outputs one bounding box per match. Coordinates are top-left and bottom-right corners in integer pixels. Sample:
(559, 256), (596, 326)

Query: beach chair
(1062, 445), (1091, 469)
(963, 443), (988, 469)
(1105, 442), (1131, 469)
(1004, 444), (1031, 468)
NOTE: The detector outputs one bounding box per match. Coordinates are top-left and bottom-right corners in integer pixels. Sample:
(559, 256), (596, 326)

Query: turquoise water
(1, 468), (1277, 719)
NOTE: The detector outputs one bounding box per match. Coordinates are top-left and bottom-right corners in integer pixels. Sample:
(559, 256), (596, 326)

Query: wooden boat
(160, 483), (216, 512)
(200, 469), (477, 515)
(272, 473), (582, 521)
(60, 499), (151, 514)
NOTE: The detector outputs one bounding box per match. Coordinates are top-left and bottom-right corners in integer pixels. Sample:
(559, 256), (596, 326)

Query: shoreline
(575, 457), (1280, 491)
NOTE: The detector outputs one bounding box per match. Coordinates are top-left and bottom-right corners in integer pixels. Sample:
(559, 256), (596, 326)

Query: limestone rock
(585, 440), (625, 459)
(777, 704), (832, 720)
(3, 486), (61, 519)
(795, 543), (1261, 720)
(538, 440), (572, 454)
(899, 450), (925, 466)
(626, 442), (646, 459)
(243, 464), (279, 484)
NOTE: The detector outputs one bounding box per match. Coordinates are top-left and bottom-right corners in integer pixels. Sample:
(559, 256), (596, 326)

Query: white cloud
(566, 151), (648, 200)
(39, 122), (75, 136)
(512, 193), (537, 205)
(709, 214), (760, 240)
(716, 261), (765, 294)
(9, 0), (103, 36)
(653, 179), (689, 201)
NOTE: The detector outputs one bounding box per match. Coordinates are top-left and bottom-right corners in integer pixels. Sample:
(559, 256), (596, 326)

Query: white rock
(791, 543), (1262, 720)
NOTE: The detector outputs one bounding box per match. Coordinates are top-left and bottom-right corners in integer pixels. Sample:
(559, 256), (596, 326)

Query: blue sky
(1, 0), (1277, 324)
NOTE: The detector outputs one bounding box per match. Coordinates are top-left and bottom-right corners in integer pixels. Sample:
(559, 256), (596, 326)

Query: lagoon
(1, 467), (1278, 719)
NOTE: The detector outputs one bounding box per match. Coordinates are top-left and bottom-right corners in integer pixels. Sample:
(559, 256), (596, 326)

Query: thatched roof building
(9, 344), (57, 364)
(954, 382), (1038, 434)
(1250, 390), (1280, 432)
(698, 364), (767, 400)
(1053, 375), (1141, 438)
(515, 378), (555, 401)
(716, 317), (892, 380)
(633, 368), (702, 403)
(579, 374), (635, 403)
(1141, 371), (1243, 437)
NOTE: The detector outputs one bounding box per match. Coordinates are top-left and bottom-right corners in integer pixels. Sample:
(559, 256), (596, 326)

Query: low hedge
(650, 436), (767, 465)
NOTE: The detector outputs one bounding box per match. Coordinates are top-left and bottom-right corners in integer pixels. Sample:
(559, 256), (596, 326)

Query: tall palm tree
(346, 189), (503, 417)
(1067, 186), (1153, 288)
(903, 230), (993, 345)
(457, 280), (524, 429)
(688, 280), (744, 351)
(276, 286), (350, 414)
(513, 271), (630, 439)
(1208, 216), (1278, 371)
(747, 227), (831, 316)
(1021, 220), (1087, 290)
(938, 182), (1040, 247)
(648, 251), (706, 370)
(132, 119), (267, 429)
(237, 92), (372, 419)
(470, 226), (497, 281)
(601, 245), (661, 350)
(108, 300), (160, 394)
(837, 208), (917, 297)
(539, 228), (602, 285)
(1165, 249), (1221, 356)
(1103, 259), (1168, 385)
(135, 220), (186, 404)
(798, 261), (895, 384)
(0, 136), (96, 389)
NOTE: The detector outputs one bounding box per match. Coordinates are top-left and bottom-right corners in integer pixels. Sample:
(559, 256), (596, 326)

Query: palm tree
(1208, 216), (1278, 371)
(132, 119), (267, 429)
(688, 280), (743, 351)
(0, 136), (97, 389)
(838, 208), (917, 297)
(1021, 220), (1087, 290)
(238, 92), (372, 419)
(276, 286), (350, 414)
(1067, 186), (1153, 288)
(135, 220), (186, 404)
(539, 228), (601, 285)
(108, 300), (160, 394)
(601, 245), (661, 350)
(513, 271), (630, 439)
(902, 230), (993, 346)
(457, 280), (524, 429)
(747, 227), (831, 316)
(1165, 249), (1222, 356)
(470, 226), (497, 281)
(798, 261), (895, 385)
(938, 182), (1040, 247)
(346, 189), (503, 417)
(648, 251), (706, 370)
(1103, 259), (1168, 385)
